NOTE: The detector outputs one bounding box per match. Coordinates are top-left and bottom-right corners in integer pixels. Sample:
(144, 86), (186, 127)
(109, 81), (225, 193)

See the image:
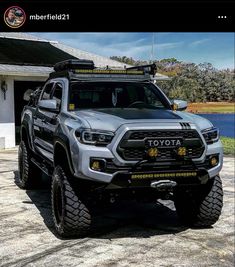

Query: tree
(110, 56), (235, 102)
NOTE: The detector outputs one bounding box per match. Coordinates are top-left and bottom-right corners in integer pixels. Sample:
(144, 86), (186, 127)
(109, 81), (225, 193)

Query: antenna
(150, 32), (155, 63)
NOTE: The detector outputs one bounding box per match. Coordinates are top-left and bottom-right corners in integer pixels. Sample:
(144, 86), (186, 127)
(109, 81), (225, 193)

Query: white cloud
(37, 32), (184, 60)
(157, 42), (184, 50)
(190, 38), (210, 47)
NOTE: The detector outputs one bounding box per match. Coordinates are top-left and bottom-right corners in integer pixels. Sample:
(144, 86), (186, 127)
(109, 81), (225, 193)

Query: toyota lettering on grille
(146, 138), (182, 148)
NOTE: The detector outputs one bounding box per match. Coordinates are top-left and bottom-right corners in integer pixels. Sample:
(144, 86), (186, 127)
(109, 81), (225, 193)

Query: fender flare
(54, 137), (75, 175)
(20, 122), (33, 151)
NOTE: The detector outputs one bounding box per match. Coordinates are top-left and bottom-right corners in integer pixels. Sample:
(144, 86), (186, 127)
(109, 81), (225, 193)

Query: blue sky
(30, 32), (234, 69)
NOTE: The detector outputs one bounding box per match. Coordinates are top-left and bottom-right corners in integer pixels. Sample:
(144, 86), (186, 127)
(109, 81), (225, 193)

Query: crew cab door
(33, 81), (63, 161)
(41, 82), (63, 151)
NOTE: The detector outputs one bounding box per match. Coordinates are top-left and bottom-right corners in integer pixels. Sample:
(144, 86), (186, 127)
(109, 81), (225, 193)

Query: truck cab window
(41, 83), (54, 100)
(52, 83), (63, 110)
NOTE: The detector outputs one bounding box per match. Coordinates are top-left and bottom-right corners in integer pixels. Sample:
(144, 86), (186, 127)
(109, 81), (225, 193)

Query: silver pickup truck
(19, 59), (223, 237)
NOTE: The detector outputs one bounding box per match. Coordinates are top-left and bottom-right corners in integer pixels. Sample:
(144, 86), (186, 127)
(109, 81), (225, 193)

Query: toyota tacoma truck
(19, 59), (223, 237)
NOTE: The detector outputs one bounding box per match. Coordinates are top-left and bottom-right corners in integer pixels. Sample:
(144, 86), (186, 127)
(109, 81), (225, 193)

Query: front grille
(130, 130), (199, 140)
(122, 148), (172, 160)
(123, 148), (144, 160)
(117, 129), (204, 161)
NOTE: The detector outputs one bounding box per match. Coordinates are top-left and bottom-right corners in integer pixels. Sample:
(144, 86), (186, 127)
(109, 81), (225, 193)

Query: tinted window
(41, 83), (54, 100)
(69, 82), (170, 110)
(52, 83), (63, 110)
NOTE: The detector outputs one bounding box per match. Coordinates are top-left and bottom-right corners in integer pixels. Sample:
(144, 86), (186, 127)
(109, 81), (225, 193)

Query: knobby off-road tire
(174, 175), (223, 227)
(51, 166), (91, 237)
(18, 141), (40, 189)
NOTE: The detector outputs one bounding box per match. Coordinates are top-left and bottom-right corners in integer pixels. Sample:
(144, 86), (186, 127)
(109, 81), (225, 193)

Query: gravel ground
(0, 148), (234, 267)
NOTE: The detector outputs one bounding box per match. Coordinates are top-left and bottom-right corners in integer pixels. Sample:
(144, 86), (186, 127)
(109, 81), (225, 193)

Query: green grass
(187, 102), (235, 113)
(221, 137), (235, 156)
(200, 106), (235, 113)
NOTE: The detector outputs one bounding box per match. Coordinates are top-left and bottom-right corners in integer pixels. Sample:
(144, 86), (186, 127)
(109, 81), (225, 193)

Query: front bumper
(71, 137), (223, 184)
(109, 169), (209, 189)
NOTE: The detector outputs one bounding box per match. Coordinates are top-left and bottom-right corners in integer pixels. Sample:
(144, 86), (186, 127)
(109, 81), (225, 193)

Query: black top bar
(54, 59), (95, 72)
(127, 64), (157, 75)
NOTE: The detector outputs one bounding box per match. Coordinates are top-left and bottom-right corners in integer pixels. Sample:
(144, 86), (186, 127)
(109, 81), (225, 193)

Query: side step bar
(31, 157), (52, 176)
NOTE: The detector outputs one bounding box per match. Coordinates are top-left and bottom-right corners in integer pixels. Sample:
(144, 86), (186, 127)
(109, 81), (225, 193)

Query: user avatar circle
(4, 6), (26, 28)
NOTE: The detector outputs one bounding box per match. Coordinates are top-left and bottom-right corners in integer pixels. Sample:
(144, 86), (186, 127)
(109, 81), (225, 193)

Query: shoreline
(187, 111), (235, 114)
(187, 102), (235, 114)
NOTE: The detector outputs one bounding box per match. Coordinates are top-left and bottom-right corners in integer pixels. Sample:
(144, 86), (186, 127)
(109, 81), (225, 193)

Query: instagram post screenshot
(0, 0), (234, 266)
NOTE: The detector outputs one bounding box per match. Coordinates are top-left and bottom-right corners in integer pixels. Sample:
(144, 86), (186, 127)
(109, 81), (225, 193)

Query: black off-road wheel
(18, 141), (40, 189)
(174, 175), (223, 227)
(51, 166), (91, 237)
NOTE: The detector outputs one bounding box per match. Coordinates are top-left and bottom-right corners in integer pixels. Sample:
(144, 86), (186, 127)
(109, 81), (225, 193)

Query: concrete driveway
(0, 148), (234, 267)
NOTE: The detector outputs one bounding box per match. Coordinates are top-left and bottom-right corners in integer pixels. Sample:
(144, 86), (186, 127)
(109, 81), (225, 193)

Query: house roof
(0, 64), (52, 77)
(0, 32), (50, 42)
(0, 38), (77, 66)
(51, 42), (131, 68)
(0, 32), (129, 68)
(0, 33), (169, 80)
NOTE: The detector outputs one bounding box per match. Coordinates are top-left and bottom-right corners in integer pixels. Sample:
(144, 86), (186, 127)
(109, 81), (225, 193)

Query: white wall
(0, 77), (15, 148)
(0, 123), (15, 148)
(0, 75), (46, 149)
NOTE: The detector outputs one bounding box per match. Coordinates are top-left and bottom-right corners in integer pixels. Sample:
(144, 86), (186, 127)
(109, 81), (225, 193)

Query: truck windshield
(68, 82), (170, 110)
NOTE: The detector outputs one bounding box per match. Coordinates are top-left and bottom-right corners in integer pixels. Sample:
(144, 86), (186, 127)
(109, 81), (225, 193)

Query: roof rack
(49, 59), (153, 81)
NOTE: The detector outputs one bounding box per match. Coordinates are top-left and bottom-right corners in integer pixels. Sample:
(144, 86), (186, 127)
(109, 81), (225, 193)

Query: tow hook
(151, 180), (177, 191)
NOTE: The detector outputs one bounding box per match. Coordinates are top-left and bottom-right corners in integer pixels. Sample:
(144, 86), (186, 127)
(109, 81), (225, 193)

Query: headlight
(76, 129), (114, 145)
(202, 127), (219, 144)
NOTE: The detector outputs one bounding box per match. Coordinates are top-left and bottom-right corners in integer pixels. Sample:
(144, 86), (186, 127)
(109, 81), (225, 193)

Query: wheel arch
(54, 140), (75, 176)
(20, 124), (32, 150)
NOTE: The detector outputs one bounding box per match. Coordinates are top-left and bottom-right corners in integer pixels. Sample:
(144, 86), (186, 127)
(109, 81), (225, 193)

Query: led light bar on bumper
(76, 129), (114, 145)
(202, 127), (219, 144)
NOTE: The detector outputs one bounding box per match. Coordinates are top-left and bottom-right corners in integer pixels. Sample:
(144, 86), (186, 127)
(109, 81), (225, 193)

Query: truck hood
(71, 108), (213, 132)
(176, 111), (213, 130)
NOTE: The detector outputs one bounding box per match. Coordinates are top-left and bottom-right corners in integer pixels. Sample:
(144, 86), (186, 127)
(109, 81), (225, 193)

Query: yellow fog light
(90, 159), (106, 171)
(91, 161), (100, 171)
(210, 156), (218, 167)
(177, 147), (187, 156)
(148, 147), (158, 157)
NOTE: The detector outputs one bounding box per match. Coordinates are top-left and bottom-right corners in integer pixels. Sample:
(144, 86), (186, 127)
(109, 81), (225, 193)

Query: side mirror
(38, 99), (57, 111)
(23, 89), (34, 101)
(172, 99), (188, 111)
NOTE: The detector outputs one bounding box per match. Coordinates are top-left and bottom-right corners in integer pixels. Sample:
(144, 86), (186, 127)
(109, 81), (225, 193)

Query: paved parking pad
(0, 149), (234, 267)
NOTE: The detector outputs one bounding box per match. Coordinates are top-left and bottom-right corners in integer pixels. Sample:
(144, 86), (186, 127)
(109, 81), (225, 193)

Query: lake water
(199, 113), (235, 138)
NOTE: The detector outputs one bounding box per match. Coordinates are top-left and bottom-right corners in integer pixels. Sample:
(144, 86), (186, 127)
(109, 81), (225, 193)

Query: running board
(31, 157), (52, 176)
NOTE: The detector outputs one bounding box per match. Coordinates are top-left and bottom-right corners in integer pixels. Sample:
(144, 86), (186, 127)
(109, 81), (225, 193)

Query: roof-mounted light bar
(50, 59), (153, 81)
(74, 69), (144, 75)
(54, 59), (95, 72)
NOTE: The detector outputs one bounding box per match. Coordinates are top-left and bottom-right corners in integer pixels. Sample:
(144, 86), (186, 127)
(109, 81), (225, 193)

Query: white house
(0, 33), (169, 149)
